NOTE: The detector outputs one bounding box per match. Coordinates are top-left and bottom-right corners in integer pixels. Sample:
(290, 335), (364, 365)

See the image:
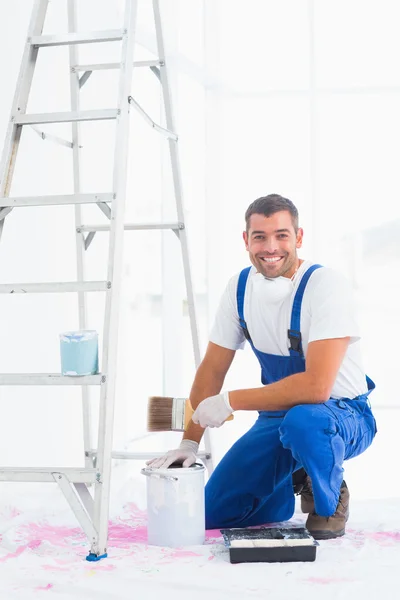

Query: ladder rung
(0, 467), (98, 483)
(0, 193), (114, 208)
(87, 450), (211, 460)
(0, 374), (103, 386)
(74, 60), (161, 72)
(0, 281), (109, 293)
(79, 222), (184, 233)
(14, 109), (118, 126)
(0, 281), (111, 294)
(30, 30), (124, 47)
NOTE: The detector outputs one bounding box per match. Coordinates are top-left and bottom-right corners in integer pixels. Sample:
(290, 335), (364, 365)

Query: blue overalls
(205, 264), (377, 530)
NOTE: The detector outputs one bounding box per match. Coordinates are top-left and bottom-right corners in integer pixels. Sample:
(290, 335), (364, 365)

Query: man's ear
(296, 227), (304, 249)
(243, 230), (249, 250)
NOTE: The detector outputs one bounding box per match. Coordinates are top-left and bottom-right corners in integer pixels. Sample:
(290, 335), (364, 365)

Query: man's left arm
(192, 337), (350, 427)
(229, 336), (350, 411)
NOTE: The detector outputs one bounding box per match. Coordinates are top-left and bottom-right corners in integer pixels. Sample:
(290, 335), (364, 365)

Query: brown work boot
(300, 475), (315, 514)
(305, 481), (350, 540)
(292, 469), (315, 513)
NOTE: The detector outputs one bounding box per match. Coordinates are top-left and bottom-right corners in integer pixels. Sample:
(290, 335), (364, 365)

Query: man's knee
(279, 403), (332, 450)
(204, 485), (243, 529)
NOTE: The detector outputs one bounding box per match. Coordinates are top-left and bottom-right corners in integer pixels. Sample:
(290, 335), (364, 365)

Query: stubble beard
(253, 252), (298, 279)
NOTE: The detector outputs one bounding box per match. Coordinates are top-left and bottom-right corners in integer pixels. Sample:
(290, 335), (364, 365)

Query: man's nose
(261, 238), (279, 253)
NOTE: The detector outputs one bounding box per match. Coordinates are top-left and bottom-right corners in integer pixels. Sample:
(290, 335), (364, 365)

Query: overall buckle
(240, 319), (252, 343)
(243, 327), (252, 343)
(288, 329), (302, 353)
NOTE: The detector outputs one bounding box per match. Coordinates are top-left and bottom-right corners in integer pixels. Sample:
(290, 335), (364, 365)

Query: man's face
(243, 211), (303, 279)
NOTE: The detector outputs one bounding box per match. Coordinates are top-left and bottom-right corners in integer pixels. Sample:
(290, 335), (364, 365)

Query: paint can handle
(141, 469), (178, 482)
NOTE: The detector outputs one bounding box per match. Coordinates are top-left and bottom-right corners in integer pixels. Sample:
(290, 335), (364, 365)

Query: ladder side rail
(53, 474), (98, 543)
(152, 0), (214, 473)
(152, 0), (201, 368)
(67, 0), (93, 472)
(0, 0), (49, 223)
(92, 0), (139, 557)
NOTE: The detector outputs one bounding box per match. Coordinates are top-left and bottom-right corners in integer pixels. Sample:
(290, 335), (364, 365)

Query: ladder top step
(0, 374), (104, 385)
(14, 109), (118, 126)
(0, 467), (98, 483)
(30, 30), (125, 47)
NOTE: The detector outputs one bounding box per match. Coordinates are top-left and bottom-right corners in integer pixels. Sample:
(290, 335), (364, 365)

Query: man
(147, 194), (377, 539)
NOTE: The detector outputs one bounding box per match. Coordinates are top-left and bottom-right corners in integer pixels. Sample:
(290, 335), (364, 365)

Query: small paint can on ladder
(141, 463), (205, 548)
(59, 330), (99, 376)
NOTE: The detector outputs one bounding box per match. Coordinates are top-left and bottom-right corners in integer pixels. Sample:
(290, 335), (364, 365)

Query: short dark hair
(245, 194), (299, 233)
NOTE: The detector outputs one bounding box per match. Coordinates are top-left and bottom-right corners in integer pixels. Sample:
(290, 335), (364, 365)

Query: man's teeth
(261, 257), (282, 263)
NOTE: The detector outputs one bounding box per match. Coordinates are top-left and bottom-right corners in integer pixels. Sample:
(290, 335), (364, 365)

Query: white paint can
(141, 463), (205, 548)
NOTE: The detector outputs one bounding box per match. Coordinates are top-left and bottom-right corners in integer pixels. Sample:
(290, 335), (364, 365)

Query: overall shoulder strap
(288, 264), (323, 357)
(236, 266), (252, 341)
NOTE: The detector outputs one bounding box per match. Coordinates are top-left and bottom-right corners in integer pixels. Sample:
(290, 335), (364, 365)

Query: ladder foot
(86, 552), (108, 562)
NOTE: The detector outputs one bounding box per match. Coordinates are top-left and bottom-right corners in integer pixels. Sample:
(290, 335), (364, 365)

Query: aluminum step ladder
(0, 0), (213, 560)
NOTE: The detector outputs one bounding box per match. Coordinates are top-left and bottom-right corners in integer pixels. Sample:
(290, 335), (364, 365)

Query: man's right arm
(146, 342), (236, 469)
(183, 341), (236, 444)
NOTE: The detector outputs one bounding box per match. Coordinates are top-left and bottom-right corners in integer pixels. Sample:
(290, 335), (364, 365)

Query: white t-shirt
(209, 260), (368, 399)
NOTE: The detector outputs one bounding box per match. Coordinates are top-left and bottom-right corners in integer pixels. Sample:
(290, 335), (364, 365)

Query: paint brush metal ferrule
(172, 397), (186, 431)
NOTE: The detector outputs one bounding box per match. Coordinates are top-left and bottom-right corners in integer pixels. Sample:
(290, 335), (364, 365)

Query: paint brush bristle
(147, 396), (174, 431)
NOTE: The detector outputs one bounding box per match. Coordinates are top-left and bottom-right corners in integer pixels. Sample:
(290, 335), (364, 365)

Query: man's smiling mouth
(259, 256), (283, 263)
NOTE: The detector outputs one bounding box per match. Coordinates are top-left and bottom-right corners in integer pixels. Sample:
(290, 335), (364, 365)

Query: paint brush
(147, 396), (234, 432)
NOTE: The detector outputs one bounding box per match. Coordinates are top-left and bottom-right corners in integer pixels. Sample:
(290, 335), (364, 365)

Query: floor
(0, 462), (399, 600)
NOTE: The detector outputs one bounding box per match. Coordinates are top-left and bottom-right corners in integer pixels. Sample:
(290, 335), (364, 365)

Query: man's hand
(146, 440), (199, 469)
(191, 391), (233, 428)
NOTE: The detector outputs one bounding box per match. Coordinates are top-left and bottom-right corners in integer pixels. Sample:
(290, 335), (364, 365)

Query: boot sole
(309, 529), (345, 540)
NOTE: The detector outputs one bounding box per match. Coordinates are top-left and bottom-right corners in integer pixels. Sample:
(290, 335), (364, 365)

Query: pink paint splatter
(35, 583), (53, 591)
(369, 531), (400, 543)
(0, 502), (224, 566)
(0, 544), (32, 563)
(347, 528), (400, 547)
(0, 506), (21, 519)
(19, 523), (83, 548)
(108, 523), (148, 546)
(123, 503), (147, 519)
(205, 529), (223, 544)
(18, 519), (149, 551)
(205, 529), (221, 539)
(42, 565), (70, 572)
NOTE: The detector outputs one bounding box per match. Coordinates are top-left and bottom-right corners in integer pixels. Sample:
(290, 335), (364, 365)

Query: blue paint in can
(60, 330), (99, 376)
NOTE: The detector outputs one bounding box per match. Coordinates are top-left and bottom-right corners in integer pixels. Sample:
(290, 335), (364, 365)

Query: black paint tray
(220, 526), (319, 564)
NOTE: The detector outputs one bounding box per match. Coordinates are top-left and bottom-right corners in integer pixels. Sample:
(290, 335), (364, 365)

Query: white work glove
(192, 391), (233, 428)
(146, 439), (199, 469)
